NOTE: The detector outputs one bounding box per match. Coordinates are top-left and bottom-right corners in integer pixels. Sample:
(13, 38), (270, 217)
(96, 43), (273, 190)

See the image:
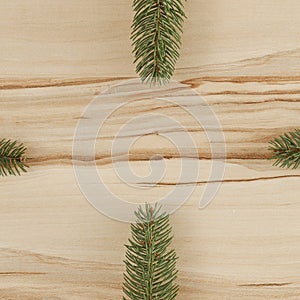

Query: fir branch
(0, 139), (29, 176)
(268, 129), (300, 169)
(123, 203), (179, 300)
(131, 0), (186, 85)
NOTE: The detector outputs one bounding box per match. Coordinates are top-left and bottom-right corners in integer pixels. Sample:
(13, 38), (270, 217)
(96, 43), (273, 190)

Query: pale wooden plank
(0, 78), (300, 163)
(1, 1), (300, 79)
(0, 161), (299, 299)
(1, 0), (300, 299)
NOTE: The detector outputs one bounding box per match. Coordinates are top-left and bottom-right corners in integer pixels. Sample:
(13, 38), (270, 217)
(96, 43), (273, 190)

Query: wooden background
(1, 0), (300, 299)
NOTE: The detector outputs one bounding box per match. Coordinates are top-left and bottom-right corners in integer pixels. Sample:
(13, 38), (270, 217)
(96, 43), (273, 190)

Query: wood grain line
(238, 282), (292, 287)
(1, 75), (300, 90)
(0, 272), (46, 276)
(0, 77), (129, 90)
(140, 174), (300, 187)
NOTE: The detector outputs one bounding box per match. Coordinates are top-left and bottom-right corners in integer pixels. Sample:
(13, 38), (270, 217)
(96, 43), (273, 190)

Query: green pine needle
(0, 139), (29, 176)
(123, 203), (179, 300)
(131, 0), (187, 85)
(268, 129), (300, 169)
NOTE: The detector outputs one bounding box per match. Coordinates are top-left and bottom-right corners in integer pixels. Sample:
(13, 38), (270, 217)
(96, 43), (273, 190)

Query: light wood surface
(1, 1), (300, 299)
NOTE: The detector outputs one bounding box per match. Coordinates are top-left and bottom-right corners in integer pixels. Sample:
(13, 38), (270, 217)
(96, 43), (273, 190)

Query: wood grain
(1, 1), (300, 299)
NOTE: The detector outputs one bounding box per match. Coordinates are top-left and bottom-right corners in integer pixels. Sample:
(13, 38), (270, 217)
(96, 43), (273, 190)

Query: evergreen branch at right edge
(268, 129), (300, 169)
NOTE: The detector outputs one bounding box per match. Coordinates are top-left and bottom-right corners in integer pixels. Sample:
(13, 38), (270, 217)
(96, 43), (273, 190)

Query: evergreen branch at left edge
(0, 139), (29, 176)
(268, 129), (300, 169)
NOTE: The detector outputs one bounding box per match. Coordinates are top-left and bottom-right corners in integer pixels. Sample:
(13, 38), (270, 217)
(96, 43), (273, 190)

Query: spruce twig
(0, 139), (29, 176)
(268, 129), (300, 169)
(123, 203), (179, 300)
(131, 0), (187, 85)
